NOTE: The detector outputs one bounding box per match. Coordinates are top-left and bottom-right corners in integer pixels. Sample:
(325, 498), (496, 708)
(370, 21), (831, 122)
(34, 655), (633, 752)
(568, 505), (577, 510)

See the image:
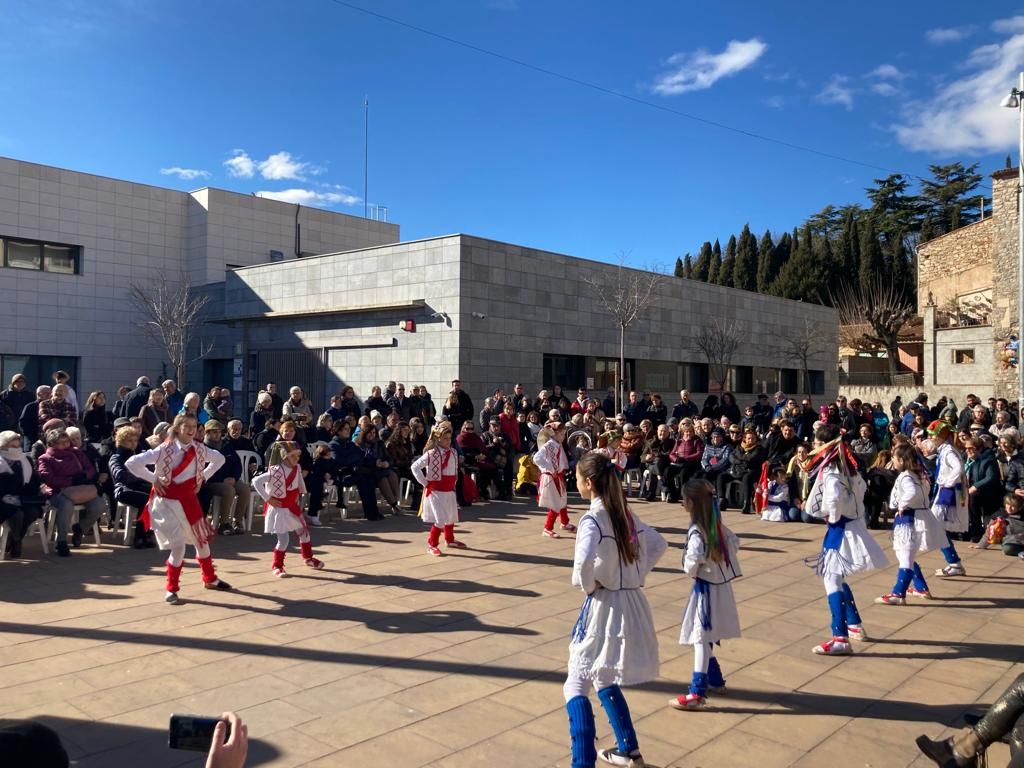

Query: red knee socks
(272, 548), (286, 571)
(197, 555), (218, 584)
(559, 507), (569, 525)
(544, 511), (558, 530)
(165, 560), (183, 593)
(428, 525), (442, 547)
(443, 524), (455, 543)
(300, 541), (314, 561)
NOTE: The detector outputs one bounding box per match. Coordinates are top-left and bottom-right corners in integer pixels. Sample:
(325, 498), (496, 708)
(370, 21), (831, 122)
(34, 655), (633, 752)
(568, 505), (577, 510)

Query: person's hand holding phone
(206, 712), (247, 768)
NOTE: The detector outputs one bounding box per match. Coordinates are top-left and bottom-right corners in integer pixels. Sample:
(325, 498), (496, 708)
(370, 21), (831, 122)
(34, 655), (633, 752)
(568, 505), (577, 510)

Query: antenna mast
(363, 96), (369, 218)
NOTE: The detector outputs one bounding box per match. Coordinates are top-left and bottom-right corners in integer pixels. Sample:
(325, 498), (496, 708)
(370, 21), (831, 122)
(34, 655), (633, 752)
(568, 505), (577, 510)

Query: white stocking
(275, 532), (290, 551)
(694, 642), (712, 674)
(823, 572), (843, 596)
(168, 543), (187, 567)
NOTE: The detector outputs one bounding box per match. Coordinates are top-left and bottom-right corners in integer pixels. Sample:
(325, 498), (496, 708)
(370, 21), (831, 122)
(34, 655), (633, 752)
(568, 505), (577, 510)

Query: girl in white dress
(928, 420), (969, 577)
(564, 451), (667, 768)
(411, 422), (466, 557)
(125, 414), (232, 604)
(671, 478), (741, 710)
(252, 441), (324, 577)
(535, 422), (575, 538)
(803, 425), (888, 656)
(761, 466), (790, 523)
(875, 443), (940, 605)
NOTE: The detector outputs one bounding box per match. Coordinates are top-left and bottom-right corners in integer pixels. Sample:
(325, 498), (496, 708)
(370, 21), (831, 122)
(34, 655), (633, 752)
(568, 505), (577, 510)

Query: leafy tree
(920, 162), (983, 233)
(834, 210), (859, 277)
(674, 256), (685, 278)
(755, 229), (777, 293)
(692, 241), (712, 281)
(865, 173), (922, 243)
(806, 205), (844, 241)
(733, 224), (758, 291)
(772, 225), (822, 302)
(718, 235), (736, 287)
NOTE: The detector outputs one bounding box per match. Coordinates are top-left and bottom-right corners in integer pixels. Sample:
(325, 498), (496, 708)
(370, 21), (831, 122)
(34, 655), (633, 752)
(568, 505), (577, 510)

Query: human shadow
(23, 715), (280, 767)
(857, 636), (1024, 663)
(334, 570), (541, 597)
(916, 595), (1024, 610)
(463, 546), (680, 575)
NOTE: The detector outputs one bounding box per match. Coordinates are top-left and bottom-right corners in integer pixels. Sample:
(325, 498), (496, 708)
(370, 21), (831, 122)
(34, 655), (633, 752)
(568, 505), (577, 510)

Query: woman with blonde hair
(411, 421), (466, 556)
(126, 414), (231, 603)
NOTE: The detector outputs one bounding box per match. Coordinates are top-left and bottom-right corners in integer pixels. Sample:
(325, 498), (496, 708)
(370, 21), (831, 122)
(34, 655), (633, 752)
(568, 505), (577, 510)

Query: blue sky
(3, 1), (1024, 266)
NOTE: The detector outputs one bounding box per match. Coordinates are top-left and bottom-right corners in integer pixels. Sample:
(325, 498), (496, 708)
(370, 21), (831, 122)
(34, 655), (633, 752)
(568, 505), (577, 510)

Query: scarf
(0, 447), (31, 480)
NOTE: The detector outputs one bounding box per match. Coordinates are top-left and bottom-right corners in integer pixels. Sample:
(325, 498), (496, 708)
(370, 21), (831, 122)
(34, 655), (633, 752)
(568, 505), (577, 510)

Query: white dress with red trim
(411, 447), (458, 526)
(534, 439), (568, 510)
(125, 440), (225, 551)
(253, 463), (308, 535)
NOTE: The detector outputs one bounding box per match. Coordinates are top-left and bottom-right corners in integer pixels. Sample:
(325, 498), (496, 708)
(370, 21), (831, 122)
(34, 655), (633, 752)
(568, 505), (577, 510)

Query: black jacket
(728, 444), (766, 477)
(108, 447), (151, 498)
(122, 384), (152, 419)
(0, 387), (33, 422)
(968, 448), (1003, 512)
(207, 442), (243, 483)
(672, 400), (699, 420)
(364, 395), (391, 418)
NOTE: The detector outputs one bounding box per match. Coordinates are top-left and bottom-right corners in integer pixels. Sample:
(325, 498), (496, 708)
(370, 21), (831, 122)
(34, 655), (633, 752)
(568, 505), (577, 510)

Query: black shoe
(914, 735), (957, 766)
(133, 536), (146, 550)
(144, 532), (157, 548)
(56, 541), (71, 558)
(71, 524), (83, 548)
(8, 541), (22, 558)
(365, 512), (385, 521)
(217, 523), (233, 537)
(204, 579), (233, 591)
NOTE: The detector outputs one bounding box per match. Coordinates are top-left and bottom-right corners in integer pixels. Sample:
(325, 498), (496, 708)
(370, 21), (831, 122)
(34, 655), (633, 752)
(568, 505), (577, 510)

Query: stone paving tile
(1, 496), (1021, 767)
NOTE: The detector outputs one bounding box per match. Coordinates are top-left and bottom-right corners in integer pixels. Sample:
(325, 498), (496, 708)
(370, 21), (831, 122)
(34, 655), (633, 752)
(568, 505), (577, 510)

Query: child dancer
(928, 421), (969, 577)
(125, 414), (232, 604)
(875, 443), (940, 604)
(535, 421), (574, 538)
(252, 441), (324, 577)
(803, 425), (888, 655)
(671, 479), (741, 710)
(564, 451), (667, 768)
(411, 422), (466, 556)
(761, 466), (790, 523)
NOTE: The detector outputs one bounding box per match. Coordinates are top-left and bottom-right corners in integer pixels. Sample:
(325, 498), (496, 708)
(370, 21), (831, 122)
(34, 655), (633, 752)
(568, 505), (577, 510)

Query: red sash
(425, 451), (456, 498)
(265, 465), (303, 517)
(141, 446), (215, 547)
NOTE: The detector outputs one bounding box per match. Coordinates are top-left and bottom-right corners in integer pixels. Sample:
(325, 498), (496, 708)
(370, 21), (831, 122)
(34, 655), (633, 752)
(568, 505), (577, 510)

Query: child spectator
(761, 466), (790, 522)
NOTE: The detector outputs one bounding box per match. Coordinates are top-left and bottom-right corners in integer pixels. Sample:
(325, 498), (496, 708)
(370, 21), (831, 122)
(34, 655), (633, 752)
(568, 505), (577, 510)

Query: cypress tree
(708, 239), (723, 284)
(674, 256), (685, 278)
(692, 241), (712, 281)
(718, 235), (736, 286)
(733, 224), (757, 291)
(858, 218), (885, 293)
(682, 254), (693, 279)
(756, 229), (776, 293)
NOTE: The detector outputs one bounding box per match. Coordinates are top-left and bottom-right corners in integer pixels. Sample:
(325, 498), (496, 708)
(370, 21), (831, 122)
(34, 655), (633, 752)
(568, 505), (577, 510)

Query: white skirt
(538, 472), (567, 511)
(931, 502), (968, 534)
(148, 497), (197, 551)
(761, 504), (787, 523)
(568, 588), (659, 686)
(679, 580), (741, 645)
(820, 517), (889, 576)
(893, 511), (944, 555)
(265, 505), (306, 536)
(421, 489), (459, 526)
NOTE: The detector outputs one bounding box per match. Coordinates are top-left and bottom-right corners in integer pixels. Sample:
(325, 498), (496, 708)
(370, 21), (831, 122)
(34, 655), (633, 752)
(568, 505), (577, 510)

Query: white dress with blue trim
(930, 443), (968, 534)
(805, 466), (888, 576)
(567, 498), (667, 685)
(888, 471), (944, 554)
(679, 524), (742, 645)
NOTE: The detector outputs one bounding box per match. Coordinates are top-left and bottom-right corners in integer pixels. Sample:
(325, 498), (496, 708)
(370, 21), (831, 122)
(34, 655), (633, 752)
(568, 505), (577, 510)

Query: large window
(2, 236), (81, 274)
(680, 362), (708, 393)
(543, 354), (586, 391)
(0, 355), (79, 393)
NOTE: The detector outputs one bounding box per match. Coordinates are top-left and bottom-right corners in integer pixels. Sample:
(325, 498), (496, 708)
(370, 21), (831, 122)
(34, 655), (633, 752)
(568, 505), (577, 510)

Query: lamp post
(1001, 72), (1024, 412)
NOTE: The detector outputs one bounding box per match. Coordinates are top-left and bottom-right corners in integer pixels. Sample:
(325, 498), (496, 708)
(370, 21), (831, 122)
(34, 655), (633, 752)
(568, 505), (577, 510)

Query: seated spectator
(354, 424), (401, 514)
(456, 421), (497, 500)
(974, 493), (1024, 556)
(107, 424), (155, 548)
(410, 417), (428, 455)
(364, 385), (391, 419)
(672, 389), (699, 421)
(766, 419), (800, 467)
(225, 420), (255, 454)
(622, 391), (646, 426)
(337, 386), (362, 421)
(620, 423), (645, 470)
(482, 417), (514, 499)
(282, 387), (314, 438)
(726, 423), (742, 446)
(645, 393), (668, 426)
(664, 422), (704, 502)
(203, 387), (223, 423)
(202, 421), (253, 535)
(720, 392), (741, 424)
(273, 420), (311, 474)
(306, 442), (335, 523)
(329, 422), (383, 520)
(387, 384), (415, 421)
(380, 411), (400, 442)
(36, 429), (105, 557)
(717, 428), (765, 514)
(250, 391), (274, 436)
(325, 394), (346, 423)
(81, 391), (113, 443)
(254, 416), (280, 460)
(181, 391), (209, 424)
(699, 428), (732, 483)
(515, 452), (540, 497)
(991, 410), (1017, 441)
(0, 374), (33, 431)
(740, 404), (757, 433)
(785, 443), (814, 522)
(386, 422), (419, 508)
(864, 450), (897, 529)
(162, 380), (185, 416)
(498, 402), (521, 455)
(0, 429), (44, 559)
(638, 418), (655, 445)
(849, 423), (879, 472)
(762, 465), (790, 522)
(217, 388), (234, 421)
(66, 426), (107, 509)
(700, 395), (720, 421)
(38, 384), (77, 432)
(314, 413), (334, 443)
(641, 423), (675, 501)
(139, 387), (169, 439)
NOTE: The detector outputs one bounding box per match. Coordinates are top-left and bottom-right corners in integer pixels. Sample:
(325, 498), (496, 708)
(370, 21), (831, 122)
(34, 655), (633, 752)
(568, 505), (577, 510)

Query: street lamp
(1001, 72), (1024, 413)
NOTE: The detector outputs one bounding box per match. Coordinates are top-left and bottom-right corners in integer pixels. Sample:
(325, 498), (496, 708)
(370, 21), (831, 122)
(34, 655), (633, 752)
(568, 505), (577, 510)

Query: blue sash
(805, 516), (854, 575)
(571, 594), (593, 643)
(694, 578), (712, 631)
(893, 509), (916, 527)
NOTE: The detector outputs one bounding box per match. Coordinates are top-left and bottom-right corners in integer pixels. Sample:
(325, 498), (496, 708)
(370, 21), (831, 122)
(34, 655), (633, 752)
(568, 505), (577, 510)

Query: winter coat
(108, 447), (151, 499)
(967, 448), (1003, 512)
(122, 384), (152, 419)
(670, 436), (704, 464)
(728, 444), (766, 478)
(701, 442), (732, 475)
(38, 398), (77, 430)
(1003, 453), (1024, 494)
(645, 403), (668, 426)
(0, 387), (34, 423)
(36, 446), (96, 497)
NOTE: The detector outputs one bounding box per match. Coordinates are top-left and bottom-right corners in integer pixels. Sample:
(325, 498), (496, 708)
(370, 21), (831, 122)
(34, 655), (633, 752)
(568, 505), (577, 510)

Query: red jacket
(669, 436), (704, 464)
(499, 412), (520, 451)
(37, 446), (96, 498)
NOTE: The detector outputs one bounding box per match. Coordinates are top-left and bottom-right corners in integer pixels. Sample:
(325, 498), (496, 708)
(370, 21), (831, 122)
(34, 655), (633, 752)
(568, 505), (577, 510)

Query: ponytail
(682, 478), (729, 565)
(577, 451), (637, 565)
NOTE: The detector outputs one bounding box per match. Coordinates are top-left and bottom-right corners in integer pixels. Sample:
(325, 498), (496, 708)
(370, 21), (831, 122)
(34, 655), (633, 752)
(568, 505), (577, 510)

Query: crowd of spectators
(1, 372), (1022, 563)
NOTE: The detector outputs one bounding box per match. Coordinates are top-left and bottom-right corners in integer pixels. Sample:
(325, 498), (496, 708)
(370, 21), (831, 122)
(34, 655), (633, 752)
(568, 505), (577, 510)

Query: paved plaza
(0, 496), (1019, 768)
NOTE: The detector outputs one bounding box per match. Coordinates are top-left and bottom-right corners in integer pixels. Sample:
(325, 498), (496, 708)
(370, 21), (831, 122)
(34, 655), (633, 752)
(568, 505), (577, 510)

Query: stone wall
(991, 168), (1021, 400)
(916, 218), (993, 315)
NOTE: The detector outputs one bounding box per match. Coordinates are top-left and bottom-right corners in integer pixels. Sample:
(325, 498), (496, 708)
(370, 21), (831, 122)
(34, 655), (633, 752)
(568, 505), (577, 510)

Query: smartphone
(168, 714), (229, 752)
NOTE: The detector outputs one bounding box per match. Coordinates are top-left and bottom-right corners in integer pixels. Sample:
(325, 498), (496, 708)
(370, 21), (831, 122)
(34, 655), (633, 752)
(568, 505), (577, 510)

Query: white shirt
(126, 439), (224, 484)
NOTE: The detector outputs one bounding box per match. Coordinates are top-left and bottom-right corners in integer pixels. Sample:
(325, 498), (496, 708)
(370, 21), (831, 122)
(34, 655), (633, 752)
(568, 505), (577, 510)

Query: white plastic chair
(0, 515), (49, 559)
(623, 468), (643, 496)
(45, 503), (103, 546)
(114, 503), (139, 545)
(640, 468), (664, 500)
(236, 450), (262, 531)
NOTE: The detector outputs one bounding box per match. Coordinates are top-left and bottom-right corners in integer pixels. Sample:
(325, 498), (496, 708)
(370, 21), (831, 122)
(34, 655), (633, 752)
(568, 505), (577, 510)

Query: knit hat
(113, 417), (131, 428)
(926, 419), (950, 440)
(205, 420), (224, 432)
(370, 410), (382, 420)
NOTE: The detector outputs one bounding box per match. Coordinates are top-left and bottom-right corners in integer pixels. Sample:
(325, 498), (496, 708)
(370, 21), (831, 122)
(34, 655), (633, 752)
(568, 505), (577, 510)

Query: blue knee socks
(892, 568), (913, 597)
(597, 685), (639, 756)
(911, 562), (930, 592)
(689, 671), (709, 697)
(827, 590), (847, 637)
(707, 656), (726, 689)
(841, 582), (862, 626)
(566, 696), (597, 768)
(942, 533), (961, 564)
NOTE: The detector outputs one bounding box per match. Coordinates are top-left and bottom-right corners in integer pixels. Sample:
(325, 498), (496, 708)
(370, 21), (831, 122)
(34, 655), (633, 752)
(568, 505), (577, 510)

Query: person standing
(411, 422), (466, 556)
(122, 377), (152, 419)
(0, 374), (34, 427)
(929, 420), (970, 577)
(265, 382), (284, 420)
(253, 441), (324, 577)
(535, 422), (574, 538)
(162, 380), (185, 417)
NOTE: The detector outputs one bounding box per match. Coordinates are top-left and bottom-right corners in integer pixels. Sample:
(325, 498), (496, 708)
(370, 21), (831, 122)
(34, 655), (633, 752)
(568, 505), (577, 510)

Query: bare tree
(582, 256), (664, 413)
(832, 276), (915, 377)
(773, 318), (828, 396)
(689, 318), (743, 395)
(129, 273), (213, 389)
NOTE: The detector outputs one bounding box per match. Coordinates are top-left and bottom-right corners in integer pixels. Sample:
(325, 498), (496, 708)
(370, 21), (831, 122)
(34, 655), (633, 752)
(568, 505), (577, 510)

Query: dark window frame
(2, 234), (82, 275)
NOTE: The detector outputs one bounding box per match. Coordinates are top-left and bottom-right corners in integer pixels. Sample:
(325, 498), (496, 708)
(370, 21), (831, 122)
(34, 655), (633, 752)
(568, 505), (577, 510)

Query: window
(0, 355), (79, 392)
(543, 354), (586, 391)
(807, 370), (825, 395)
(731, 365), (753, 394)
(3, 236), (81, 274)
(680, 362), (708, 393)
(953, 349), (975, 365)
(779, 369), (799, 394)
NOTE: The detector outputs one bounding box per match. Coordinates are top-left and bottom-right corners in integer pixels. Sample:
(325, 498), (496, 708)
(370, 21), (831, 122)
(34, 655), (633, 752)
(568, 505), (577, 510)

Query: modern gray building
(0, 156), (837, 412)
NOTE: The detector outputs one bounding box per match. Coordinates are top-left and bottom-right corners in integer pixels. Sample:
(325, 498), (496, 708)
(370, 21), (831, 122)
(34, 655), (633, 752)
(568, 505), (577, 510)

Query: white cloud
(871, 82), (898, 97)
(224, 149), (255, 179)
(869, 64), (907, 80)
(926, 26), (975, 44)
(256, 187), (360, 208)
(817, 75), (855, 110)
(762, 95), (784, 109)
(159, 166), (210, 181)
(257, 151), (310, 181)
(652, 38), (767, 95)
(992, 16), (1024, 34)
(892, 30), (1024, 153)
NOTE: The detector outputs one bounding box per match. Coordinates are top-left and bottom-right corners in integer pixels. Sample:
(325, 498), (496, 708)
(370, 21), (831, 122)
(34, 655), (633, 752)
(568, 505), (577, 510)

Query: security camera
(471, 312), (486, 319)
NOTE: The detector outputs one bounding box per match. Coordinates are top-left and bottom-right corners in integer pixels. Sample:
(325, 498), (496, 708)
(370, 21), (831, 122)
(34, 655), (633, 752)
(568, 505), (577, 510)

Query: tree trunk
(618, 323), (625, 416)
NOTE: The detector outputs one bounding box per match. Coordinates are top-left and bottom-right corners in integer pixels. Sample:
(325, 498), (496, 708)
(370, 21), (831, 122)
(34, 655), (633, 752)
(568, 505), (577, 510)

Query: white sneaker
(812, 637), (852, 655)
(935, 563), (966, 577)
(598, 747), (646, 767)
(307, 516), (323, 527)
(847, 624), (869, 642)
(164, 591), (179, 605)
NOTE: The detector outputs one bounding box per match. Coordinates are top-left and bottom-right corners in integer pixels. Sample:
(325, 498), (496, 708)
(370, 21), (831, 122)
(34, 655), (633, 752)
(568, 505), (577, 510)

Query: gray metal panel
(257, 348), (326, 412)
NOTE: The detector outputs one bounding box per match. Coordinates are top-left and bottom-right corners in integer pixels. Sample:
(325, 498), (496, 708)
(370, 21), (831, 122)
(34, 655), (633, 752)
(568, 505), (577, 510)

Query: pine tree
(733, 224), (757, 291)
(858, 218), (885, 293)
(718, 236), (735, 286)
(756, 230), (776, 293)
(708, 241), (722, 284)
(674, 256), (685, 278)
(682, 254), (693, 280)
(692, 241), (712, 281)
(920, 162), (983, 233)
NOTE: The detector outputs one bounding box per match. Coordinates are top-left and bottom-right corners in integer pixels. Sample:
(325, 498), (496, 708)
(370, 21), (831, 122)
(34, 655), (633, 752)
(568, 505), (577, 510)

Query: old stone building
(917, 167), (1019, 402)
